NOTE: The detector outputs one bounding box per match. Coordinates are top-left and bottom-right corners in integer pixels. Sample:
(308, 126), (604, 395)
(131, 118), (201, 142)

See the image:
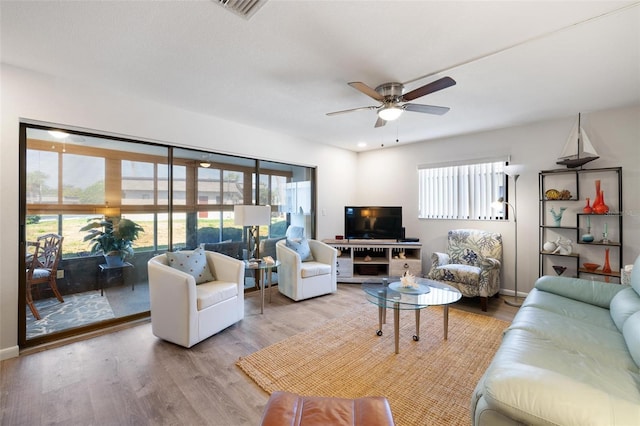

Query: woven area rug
(237, 306), (508, 426)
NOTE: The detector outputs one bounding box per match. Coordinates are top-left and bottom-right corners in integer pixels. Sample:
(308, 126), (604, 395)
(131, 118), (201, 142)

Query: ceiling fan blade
(326, 106), (377, 116)
(401, 76), (456, 102)
(404, 103), (450, 115)
(348, 82), (384, 101)
(374, 117), (387, 128)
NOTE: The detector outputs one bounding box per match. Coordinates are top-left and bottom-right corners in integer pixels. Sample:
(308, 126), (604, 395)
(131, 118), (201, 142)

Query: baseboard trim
(499, 289), (528, 298)
(0, 345), (20, 360)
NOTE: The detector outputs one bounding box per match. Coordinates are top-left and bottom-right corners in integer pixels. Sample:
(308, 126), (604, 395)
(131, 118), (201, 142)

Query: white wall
(0, 64), (358, 359)
(356, 105), (640, 300)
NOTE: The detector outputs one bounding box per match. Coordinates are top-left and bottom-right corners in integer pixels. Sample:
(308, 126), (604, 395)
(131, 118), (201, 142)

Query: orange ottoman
(260, 391), (395, 426)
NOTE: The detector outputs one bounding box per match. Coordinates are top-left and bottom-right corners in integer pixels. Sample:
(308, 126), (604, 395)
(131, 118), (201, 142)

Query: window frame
(418, 157), (509, 220)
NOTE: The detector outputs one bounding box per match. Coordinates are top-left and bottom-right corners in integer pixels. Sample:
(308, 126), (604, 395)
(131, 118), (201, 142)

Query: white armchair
(147, 250), (245, 348)
(276, 238), (338, 301)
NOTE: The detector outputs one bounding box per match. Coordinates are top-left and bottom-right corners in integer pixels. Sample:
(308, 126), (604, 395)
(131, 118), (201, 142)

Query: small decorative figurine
(400, 271), (419, 289)
(543, 241), (557, 252)
(551, 236), (572, 255)
(550, 207), (567, 227)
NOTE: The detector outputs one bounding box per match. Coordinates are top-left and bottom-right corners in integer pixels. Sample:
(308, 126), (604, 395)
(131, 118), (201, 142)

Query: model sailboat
(556, 113), (599, 168)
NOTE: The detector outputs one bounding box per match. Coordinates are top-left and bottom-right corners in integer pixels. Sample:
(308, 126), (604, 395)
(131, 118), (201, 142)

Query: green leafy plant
(81, 217), (144, 260)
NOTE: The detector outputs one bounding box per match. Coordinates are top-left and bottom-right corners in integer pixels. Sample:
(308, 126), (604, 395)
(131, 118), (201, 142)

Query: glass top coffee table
(362, 277), (462, 354)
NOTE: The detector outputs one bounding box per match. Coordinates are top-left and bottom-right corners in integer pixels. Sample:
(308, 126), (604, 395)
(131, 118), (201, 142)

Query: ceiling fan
(326, 76), (456, 127)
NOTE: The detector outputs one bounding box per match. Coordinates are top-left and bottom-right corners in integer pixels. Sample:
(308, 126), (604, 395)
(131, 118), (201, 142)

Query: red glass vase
(603, 248), (612, 274)
(593, 191), (609, 214)
(583, 197), (592, 214)
(592, 180), (602, 210)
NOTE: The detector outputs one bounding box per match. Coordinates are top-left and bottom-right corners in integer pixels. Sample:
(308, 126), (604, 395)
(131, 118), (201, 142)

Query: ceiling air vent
(213, 0), (268, 20)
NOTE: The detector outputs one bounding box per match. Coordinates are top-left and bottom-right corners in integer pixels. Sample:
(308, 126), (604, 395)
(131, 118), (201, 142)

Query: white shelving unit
(323, 239), (422, 283)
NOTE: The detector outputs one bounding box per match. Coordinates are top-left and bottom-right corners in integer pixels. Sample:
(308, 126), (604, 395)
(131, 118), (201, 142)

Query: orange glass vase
(603, 248), (612, 273)
(583, 197), (592, 214)
(603, 248), (612, 283)
(592, 180), (603, 210)
(593, 191), (609, 214)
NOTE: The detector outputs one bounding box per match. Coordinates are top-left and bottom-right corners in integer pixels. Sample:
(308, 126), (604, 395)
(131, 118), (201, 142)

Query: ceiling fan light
(378, 106), (403, 121)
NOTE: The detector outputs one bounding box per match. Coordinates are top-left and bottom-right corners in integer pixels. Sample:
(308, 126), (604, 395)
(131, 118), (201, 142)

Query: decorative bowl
(583, 263), (600, 272)
(545, 189), (560, 200)
(552, 265), (567, 275)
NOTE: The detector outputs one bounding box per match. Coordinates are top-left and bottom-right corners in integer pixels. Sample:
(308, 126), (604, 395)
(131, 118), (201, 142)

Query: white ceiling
(2, 1), (639, 152)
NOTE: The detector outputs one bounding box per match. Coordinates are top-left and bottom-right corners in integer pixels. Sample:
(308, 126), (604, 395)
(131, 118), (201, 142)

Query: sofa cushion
(524, 287), (618, 331)
(166, 247), (215, 284)
(200, 241), (242, 259)
(534, 275), (623, 309)
(259, 237), (285, 260)
(481, 306), (640, 425)
(286, 237), (315, 262)
(631, 254), (640, 295)
(623, 311), (640, 367)
(300, 261), (331, 278)
(430, 264), (480, 286)
(610, 286), (640, 332)
(196, 281), (238, 310)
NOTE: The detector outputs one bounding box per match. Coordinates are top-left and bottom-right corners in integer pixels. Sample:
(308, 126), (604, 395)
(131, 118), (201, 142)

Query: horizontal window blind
(418, 160), (506, 220)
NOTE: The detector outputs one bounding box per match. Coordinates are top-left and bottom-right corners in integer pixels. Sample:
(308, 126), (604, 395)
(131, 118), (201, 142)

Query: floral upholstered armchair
(427, 229), (502, 311)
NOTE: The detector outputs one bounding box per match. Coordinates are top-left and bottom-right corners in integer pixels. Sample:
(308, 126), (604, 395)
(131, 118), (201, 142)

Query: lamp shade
(234, 205), (271, 226)
(503, 164), (523, 177)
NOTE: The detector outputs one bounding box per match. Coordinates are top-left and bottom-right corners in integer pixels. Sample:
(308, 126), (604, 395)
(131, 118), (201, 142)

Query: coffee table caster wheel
(413, 335), (419, 341)
(376, 330), (383, 336)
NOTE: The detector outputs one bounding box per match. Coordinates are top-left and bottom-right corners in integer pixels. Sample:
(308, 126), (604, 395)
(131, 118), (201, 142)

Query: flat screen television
(344, 206), (403, 240)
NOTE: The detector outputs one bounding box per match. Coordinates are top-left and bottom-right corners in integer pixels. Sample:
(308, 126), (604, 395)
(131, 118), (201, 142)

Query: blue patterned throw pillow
(285, 237), (315, 262)
(166, 247), (215, 284)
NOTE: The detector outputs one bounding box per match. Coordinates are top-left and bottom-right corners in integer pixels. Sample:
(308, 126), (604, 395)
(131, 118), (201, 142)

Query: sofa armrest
(483, 363), (640, 425)
(534, 275), (625, 308)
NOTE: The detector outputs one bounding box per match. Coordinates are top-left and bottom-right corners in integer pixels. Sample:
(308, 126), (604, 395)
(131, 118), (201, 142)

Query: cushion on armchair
(285, 237), (315, 262)
(430, 264), (481, 286)
(166, 247), (215, 284)
(301, 262), (332, 278)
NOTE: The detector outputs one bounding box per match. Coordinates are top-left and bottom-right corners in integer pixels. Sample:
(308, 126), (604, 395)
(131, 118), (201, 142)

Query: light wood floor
(1, 284), (518, 425)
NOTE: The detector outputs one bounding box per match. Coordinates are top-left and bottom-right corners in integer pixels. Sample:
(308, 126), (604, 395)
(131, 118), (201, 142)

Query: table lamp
(234, 205), (271, 259)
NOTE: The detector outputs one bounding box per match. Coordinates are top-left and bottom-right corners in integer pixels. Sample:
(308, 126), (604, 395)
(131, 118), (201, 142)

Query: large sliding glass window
(20, 124), (316, 347)
(21, 126), (170, 346)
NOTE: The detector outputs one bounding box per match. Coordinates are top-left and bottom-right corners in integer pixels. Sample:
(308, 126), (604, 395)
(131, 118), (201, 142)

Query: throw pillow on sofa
(199, 241), (242, 259)
(286, 237), (315, 262)
(166, 247), (215, 284)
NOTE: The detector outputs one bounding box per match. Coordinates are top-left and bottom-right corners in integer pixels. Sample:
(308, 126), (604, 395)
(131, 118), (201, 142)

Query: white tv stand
(323, 239), (422, 283)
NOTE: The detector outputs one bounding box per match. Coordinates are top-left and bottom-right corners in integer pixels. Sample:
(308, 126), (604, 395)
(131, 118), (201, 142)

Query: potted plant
(81, 217), (144, 267)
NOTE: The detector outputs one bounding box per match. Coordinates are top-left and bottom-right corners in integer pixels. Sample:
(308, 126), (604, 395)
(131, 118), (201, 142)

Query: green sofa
(472, 255), (640, 425)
